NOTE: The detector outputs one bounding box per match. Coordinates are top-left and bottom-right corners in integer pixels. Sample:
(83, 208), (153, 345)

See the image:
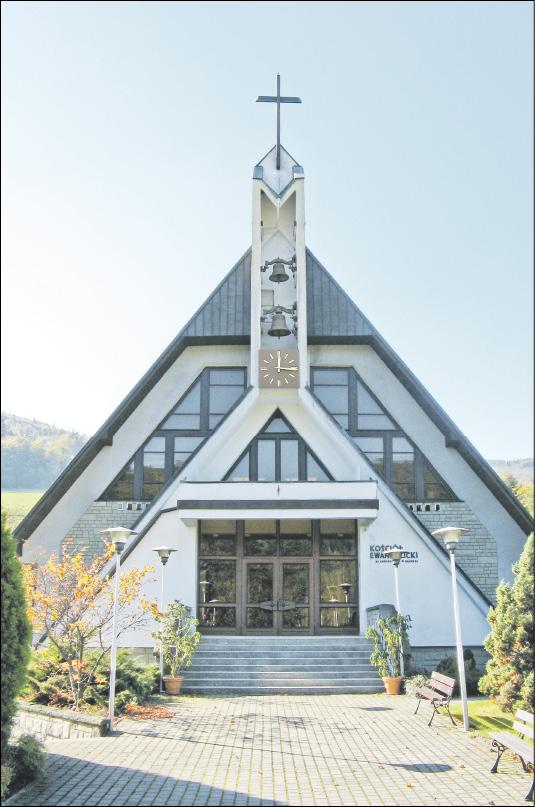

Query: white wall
(360, 492), (489, 646)
(115, 510), (197, 649)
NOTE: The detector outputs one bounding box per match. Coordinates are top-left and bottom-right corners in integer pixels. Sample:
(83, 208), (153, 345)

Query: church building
(15, 79), (532, 689)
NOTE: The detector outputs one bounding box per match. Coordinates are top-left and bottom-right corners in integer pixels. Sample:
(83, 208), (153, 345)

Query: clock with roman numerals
(259, 349), (299, 388)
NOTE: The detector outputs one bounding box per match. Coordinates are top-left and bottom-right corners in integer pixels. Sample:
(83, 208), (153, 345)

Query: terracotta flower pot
(382, 676), (402, 695)
(163, 675), (184, 695)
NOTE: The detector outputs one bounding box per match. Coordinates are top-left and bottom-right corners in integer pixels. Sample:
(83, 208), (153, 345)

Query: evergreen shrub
(1, 512), (32, 758)
(24, 647), (158, 713)
(6, 735), (45, 793)
(479, 534), (534, 711)
(436, 648), (482, 696)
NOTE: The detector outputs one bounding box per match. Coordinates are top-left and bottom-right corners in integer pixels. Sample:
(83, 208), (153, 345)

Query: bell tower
(250, 76), (307, 390)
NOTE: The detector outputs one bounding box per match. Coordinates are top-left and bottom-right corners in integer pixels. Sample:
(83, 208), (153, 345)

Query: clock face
(259, 349), (299, 388)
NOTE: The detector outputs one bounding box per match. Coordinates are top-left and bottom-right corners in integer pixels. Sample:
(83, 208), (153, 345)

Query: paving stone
(4, 694), (531, 806)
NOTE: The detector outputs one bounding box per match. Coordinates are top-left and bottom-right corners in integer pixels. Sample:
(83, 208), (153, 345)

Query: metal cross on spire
(256, 74), (302, 170)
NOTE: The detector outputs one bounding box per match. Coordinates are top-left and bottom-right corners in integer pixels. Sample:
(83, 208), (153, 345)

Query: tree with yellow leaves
(24, 543), (155, 711)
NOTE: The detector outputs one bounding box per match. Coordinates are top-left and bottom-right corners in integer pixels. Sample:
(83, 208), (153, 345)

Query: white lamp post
(152, 546), (177, 692)
(100, 526), (137, 731)
(384, 548), (404, 676)
(432, 526), (470, 731)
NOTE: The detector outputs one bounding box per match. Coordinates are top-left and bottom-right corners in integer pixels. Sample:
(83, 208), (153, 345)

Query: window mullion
(133, 448), (144, 499)
(251, 440), (259, 482)
(414, 450), (424, 500)
(165, 436), (174, 481)
(200, 370), (210, 432)
(298, 439), (306, 480)
(384, 435), (393, 484)
(348, 369), (358, 433)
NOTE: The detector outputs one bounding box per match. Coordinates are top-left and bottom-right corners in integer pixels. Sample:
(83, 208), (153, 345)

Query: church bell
(268, 311), (291, 338)
(268, 261), (290, 283)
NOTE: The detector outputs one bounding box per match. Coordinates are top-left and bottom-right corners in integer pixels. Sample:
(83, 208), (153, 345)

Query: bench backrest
(514, 709), (534, 741)
(429, 671), (456, 697)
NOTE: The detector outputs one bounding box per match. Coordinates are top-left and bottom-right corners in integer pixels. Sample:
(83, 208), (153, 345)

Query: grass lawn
(1, 490), (43, 528)
(450, 697), (517, 737)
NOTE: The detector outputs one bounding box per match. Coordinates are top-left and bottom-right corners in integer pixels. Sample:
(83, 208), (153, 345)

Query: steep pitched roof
(15, 246), (533, 546)
(307, 251), (375, 338)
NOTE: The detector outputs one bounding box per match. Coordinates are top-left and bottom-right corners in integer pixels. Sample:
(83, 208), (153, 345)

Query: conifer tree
(1, 512), (32, 758)
(511, 533), (534, 708)
(479, 534), (534, 710)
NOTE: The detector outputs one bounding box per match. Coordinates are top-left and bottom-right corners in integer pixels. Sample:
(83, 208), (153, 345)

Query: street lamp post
(100, 527), (137, 732)
(432, 526), (470, 732)
(152, 546), (177, 692)
(384, 548), (404, 677)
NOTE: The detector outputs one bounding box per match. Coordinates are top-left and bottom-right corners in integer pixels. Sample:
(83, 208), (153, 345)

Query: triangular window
(161, 381), (201, 430)
(356, 381), (395, 429)
(100, 366), (246, 501)
(311, 368), (396, 430)
(224, 411), (332, 482)
(263, 416), (293, 433)
(312, 367), (456, 502)
(227, 452), (250, 482)
(306, 452), (330, 481)
(423, 461), (453, 501)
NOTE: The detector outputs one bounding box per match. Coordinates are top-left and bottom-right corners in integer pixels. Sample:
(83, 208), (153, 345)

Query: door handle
(277, 600), (297, 611)
(258, 600), (275, 611)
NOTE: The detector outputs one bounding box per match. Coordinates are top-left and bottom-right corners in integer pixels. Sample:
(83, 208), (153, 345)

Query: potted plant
(152, 600), (201, 695)
(365, 614), (409, 695)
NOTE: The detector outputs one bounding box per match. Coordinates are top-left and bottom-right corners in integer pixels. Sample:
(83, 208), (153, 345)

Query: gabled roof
(307, 251), (375, 338)
(15, 246), (533, 546)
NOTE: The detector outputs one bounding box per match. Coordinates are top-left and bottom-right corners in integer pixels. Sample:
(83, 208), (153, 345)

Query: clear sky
(2, 1), (533, 459)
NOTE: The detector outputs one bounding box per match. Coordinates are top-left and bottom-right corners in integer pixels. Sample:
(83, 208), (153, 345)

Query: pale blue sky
(1, 1), (533, 458)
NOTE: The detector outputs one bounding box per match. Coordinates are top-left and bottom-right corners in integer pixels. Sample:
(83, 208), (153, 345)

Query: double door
(244, 558), (312, 634)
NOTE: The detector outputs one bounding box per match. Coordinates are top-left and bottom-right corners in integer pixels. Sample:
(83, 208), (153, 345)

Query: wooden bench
(490, 709), (534, 802)
(413, 671), (456, 727)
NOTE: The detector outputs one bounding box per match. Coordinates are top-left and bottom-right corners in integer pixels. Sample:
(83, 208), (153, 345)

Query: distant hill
(489, 458), (534, 485)
(1, 412), (87, 490)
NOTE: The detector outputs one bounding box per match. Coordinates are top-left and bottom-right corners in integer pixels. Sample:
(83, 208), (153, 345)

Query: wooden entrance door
(197, 519), (359, 634)
(243, 558), (313, 635)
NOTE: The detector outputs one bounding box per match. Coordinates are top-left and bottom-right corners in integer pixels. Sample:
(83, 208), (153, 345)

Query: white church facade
(15, 97), (532, 671)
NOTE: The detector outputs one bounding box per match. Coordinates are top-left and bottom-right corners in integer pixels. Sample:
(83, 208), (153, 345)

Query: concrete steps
(182, 636), (382, 695)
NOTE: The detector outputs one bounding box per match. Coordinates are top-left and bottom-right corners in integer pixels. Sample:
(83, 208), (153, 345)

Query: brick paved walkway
(6, 694), (531, 806)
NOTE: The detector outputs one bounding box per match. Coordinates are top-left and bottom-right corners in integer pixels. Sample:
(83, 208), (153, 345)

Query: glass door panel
(244, 520), (277, 556)
(198, 559), (237, 629)
(245, 562), (275, 631)
(280, 520), (313, 557)
(320, 559), (356, 602)
(279, 561), (311, 632)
